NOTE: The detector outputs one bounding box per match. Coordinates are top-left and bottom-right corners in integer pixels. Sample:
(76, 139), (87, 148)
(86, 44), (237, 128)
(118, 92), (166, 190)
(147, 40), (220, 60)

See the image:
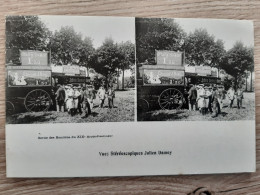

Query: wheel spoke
(163, 102), (170, 109)
(29, 104), (36, 110)
(160, 98), (169, 100)
(26, 100), (35, 103)
(161, 101), (168, 105)
(27, 102), (36, 107)
(41, 97), (50, 100)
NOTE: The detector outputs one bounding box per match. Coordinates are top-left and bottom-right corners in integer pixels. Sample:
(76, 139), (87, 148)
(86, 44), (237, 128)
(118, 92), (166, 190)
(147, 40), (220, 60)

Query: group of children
(188, 84), (244, 117)
(55, 84), (115, 117)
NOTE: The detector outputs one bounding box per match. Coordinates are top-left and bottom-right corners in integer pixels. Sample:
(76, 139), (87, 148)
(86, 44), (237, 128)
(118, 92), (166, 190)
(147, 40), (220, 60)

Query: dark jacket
(56, 87), (65, 101)
(188, 86), (197, 100)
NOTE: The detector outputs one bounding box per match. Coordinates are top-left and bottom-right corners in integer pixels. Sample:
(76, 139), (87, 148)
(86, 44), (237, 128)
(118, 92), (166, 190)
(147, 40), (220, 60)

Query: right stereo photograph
(136, 17), (255, 122)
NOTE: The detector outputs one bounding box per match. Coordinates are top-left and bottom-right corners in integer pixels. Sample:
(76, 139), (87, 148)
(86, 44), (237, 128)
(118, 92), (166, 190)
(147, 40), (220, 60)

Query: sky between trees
(40, 16), (254, 51)
(39, 16), (135, 49)
(174, 18), (254, 50)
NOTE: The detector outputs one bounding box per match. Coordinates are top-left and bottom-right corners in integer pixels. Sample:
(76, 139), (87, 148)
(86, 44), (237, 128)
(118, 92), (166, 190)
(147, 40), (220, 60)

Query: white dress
(66, 89), (75, 111)
(197, 88), (206, 109)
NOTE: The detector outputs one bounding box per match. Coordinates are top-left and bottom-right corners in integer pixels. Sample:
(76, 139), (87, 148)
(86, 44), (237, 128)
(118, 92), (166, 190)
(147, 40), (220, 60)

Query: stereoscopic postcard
(5, 16), (255, 177)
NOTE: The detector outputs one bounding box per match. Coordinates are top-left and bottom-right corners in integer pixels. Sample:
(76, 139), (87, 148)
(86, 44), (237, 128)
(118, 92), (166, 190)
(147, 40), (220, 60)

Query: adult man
(87, 86), (95, 110)
(188, 84), (197, 111)
(107, 86), (115, 108)
(217, 85), (225, 109)
(81, 87), (92, 117)
(236, 86), (244, 109)
(211, 85), (221, 118)
(55, 84), (65, 112)
(97, 85), (106, 108)
(227, 85), (235, 108)
(205, 85), (213, 113)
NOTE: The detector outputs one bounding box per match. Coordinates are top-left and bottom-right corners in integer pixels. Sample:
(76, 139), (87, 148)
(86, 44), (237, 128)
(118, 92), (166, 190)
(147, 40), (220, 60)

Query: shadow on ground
(138, 110), (189, 121)
(7, 113), (57, 124)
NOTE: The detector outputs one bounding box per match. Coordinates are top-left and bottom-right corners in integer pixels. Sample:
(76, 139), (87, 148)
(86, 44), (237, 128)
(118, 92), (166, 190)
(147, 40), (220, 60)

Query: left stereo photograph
(5, 16), (136, 124)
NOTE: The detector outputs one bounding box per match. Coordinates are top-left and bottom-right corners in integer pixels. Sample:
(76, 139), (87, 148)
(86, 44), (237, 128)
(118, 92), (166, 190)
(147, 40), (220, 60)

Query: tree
(78, 37), (95, 75)
(118, 41), (135, 90)
(136, 18), (186, 64)
(247, 47), (254, 91)
(184, 29), (225, 70)
(6, 16), (50, 64)
(50, 26), (88, 65)
(220, 42), (254, 89)
(93, 37), (120, 87)
(210, 39), (226, 76)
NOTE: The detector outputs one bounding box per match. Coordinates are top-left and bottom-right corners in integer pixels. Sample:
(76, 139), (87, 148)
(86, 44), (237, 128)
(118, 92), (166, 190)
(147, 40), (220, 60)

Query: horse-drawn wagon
(6, 50), (54, 115)
(137, 50), (187, 111)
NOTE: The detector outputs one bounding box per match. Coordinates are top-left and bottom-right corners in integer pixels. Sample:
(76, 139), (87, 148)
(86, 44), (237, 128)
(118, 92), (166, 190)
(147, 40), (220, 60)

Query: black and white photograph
(5, 16), (135, 124)
(4, 16), (256, 178)
(136, 18), (255, 121)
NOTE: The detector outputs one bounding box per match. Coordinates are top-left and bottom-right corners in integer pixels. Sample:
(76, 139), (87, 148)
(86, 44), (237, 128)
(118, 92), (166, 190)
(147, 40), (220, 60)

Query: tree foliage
(220, 42), (254, 88)
(136, 18), (186, 64)
(184, 28), (225, 67)
(118, 41), (135, 89)
(77, 37), (95, 71)
(93, 37), (121, 85)
(118, 41), (135, 71)
(6, 16), (50, 64)
(50, 26), (94, 65)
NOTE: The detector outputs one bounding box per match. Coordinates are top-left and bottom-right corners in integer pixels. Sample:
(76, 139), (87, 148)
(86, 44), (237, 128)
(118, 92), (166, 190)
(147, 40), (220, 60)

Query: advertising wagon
(6, 50), (54, 115)
(137, 50), (186, 111)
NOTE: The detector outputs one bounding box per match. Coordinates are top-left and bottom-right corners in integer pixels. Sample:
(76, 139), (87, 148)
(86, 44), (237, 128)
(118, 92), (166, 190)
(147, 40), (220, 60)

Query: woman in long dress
(197, 84), (207, 114)
(65, 86), (75, 115)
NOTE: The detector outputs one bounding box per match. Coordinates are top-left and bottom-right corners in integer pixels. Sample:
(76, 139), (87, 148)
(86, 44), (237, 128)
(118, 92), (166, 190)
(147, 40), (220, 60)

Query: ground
(7, 89), (135, 124)
(138, 92), (255, 121)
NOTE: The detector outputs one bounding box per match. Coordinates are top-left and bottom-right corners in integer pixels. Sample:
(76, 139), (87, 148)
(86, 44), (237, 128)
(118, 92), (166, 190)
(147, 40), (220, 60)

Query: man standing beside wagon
(227, 85), (235, 108)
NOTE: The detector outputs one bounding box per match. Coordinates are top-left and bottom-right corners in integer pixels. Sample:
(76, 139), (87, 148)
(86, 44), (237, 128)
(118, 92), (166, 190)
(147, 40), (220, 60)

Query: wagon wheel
(6, 101), (15, 115)
(158, 88), (184, 110)
(138, 98), (150, 112)
(24, 89), (51, 112)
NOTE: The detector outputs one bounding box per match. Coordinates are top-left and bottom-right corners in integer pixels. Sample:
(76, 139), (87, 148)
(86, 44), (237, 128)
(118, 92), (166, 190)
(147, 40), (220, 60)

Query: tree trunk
(250, 70), (253, 91)
(122, 67), (125, 90)
(245, 73), (248, 92)
(117, 68), (119, 90)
